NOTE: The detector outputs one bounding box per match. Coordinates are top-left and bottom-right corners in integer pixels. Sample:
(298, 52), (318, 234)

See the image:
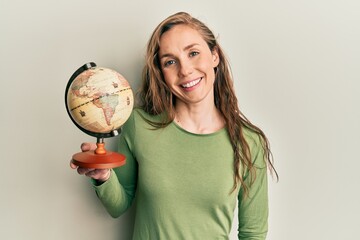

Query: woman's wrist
(94, 170), (111, 185)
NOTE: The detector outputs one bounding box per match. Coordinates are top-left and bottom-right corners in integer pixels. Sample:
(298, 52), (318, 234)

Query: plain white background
(1, 0), (359, 239)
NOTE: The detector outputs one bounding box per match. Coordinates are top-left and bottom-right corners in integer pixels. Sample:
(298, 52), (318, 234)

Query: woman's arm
(92, 113), (138, 218)
(238, 137), (269, 239)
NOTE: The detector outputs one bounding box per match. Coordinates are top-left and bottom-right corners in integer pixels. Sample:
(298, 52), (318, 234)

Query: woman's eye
(189, 51), (199, 57)
(164, 60), (176, 67)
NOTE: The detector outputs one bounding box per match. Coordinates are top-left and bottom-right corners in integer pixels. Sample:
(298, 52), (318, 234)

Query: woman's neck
(174, 102), (225, 134)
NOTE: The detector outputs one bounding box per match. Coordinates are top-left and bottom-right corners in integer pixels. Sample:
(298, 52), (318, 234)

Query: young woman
(72, 12), (277, 239)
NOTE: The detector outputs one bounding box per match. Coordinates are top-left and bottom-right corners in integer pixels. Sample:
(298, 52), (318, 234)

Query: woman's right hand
(70, 142), (111, 183)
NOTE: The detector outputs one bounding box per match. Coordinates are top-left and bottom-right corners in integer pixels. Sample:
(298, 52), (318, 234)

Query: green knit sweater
(93, 108), (268, 239)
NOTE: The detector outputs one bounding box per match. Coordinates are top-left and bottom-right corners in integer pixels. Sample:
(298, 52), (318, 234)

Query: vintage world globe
(65, 62), (134, 139)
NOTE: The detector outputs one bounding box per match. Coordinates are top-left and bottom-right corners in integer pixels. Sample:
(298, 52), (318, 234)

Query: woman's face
(158, 24), (219, 106)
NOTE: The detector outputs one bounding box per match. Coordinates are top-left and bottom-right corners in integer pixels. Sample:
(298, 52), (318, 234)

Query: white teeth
(181, 78), (201, 88)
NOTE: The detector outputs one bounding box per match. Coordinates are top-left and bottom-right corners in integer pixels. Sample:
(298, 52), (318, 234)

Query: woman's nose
(178, 59), (193, 77)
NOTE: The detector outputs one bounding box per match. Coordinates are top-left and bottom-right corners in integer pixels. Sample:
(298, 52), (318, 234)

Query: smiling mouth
(181, 78), (202, 88)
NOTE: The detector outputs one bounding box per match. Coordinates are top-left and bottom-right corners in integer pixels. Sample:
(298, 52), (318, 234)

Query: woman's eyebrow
(159, 43), (200, 60)
(183, 43), (200, 51)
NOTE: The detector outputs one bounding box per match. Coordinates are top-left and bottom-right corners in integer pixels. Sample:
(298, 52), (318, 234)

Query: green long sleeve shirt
(93, 109), (269, 239)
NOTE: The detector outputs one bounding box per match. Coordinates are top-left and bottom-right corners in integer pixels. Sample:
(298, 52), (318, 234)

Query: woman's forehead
(159, 25), (207, 54)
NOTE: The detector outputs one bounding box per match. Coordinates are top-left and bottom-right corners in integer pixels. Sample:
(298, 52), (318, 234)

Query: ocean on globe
(66, 66), (134, 136)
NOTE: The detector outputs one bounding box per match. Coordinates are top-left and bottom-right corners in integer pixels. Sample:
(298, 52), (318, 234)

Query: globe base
(71, 151), (126, 169)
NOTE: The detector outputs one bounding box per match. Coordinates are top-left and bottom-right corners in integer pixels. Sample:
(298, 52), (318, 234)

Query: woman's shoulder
(125, 107), (168, 129)
(242, 126), (262, 148)
(121, 108), (156, 136)
(131, 107), (164, 122)
(242, 126), (267, 167)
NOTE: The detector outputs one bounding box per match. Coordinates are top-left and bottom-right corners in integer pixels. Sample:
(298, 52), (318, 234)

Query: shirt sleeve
(92, 111), (138, 218)
(237, 136), (269, 240)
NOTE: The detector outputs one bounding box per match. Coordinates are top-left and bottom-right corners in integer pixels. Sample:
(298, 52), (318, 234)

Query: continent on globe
(93, 94), (119, 126)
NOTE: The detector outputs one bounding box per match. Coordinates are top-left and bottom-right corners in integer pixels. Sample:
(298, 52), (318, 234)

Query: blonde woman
(72, 12), (277, 239)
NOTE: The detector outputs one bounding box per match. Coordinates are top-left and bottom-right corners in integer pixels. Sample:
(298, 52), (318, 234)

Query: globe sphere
(65, 64), (134, 138)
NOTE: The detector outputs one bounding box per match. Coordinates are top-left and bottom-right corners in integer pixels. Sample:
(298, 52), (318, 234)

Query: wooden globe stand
(71, 138), (126, 169)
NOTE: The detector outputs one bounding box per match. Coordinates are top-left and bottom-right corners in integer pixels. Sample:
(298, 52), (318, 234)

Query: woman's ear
(212, 47), (220, 67)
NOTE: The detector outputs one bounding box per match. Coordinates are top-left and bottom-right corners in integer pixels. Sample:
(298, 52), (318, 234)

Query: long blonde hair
(137, 12), (278, 195)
